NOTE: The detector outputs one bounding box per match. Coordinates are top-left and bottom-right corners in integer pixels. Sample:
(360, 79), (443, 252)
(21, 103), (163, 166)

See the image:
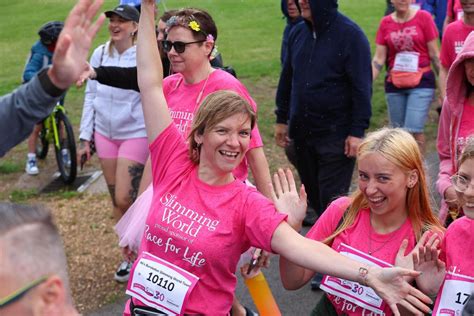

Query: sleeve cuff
(38, 67), (66, 98)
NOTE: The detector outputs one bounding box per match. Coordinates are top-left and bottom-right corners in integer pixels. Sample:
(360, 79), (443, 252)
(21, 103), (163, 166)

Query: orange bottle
(243, 271), (281, 316)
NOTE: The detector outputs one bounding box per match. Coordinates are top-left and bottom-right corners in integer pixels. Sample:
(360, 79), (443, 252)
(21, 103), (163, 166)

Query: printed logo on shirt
(143, 192), (222, 268)
(170, 110), (194, 135)
(455, 41), (465, 55)
(330, 295), (385, 316)
(390, 26), (418, 51)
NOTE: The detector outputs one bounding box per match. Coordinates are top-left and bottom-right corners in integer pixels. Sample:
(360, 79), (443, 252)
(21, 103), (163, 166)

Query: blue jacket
(424, 0), (447, 37)
(275, 0), (372, 142)
(280, 0), (302, 64)
(22, 40), (53, 83)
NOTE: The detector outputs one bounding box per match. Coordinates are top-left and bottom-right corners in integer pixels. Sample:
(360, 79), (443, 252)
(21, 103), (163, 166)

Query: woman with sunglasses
(121, 2), (434, 315)
(437, 31), (474, 226)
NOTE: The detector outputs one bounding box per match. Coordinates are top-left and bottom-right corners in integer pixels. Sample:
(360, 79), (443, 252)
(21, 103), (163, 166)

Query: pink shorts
(94, 132), (149, 164)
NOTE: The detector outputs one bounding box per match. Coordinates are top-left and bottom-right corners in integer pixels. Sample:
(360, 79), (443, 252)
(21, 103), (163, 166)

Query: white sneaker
(114, 260), (132, 283)
(25, 157), (39, 175)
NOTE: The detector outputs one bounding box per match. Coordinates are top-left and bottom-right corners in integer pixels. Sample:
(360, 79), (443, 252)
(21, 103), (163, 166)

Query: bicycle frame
(43, 103), (65, 150)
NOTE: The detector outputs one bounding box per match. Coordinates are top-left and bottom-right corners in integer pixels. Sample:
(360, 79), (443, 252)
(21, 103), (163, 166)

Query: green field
(1, 0), (439, 175)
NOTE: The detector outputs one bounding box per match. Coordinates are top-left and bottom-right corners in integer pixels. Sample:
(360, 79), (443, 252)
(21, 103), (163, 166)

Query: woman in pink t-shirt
(121, 2), (435, 315)
(372, 0), (439, 154)
(279, 128), (444, 316)
(437, 31), (474, 226)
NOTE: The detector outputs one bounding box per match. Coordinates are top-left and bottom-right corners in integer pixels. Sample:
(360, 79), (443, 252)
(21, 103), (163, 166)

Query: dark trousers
(294, 137), (355, 217)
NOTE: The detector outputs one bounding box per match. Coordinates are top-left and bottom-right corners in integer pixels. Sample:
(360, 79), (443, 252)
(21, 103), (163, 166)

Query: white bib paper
(393, 52), (420, 72)
(126, 251), (199, 315)
(320, 243), (391, 315)
(432, 272), (474, 316)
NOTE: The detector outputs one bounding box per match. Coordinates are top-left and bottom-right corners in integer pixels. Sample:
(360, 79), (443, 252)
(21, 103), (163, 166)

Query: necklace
(367, 216), (401, 255)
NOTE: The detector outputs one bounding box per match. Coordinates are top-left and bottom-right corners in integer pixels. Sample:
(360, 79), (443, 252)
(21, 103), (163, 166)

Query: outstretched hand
(270, 168), (307, 231)
(395, 231), (439, 274)
(368, 266), (432, 315)
(413, 239), (446, 297)
(49, 0), (105, 90)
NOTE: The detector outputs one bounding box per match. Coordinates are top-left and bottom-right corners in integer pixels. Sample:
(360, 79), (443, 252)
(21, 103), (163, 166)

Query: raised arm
(137, 0), (171, 142)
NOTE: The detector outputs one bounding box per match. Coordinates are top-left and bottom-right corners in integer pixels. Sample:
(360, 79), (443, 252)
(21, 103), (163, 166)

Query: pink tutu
(114, 184), (153, 252)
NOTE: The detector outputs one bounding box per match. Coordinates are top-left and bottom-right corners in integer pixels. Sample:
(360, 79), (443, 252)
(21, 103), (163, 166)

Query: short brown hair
(187, 90), (256, 163)
(166, 8), (218, 41)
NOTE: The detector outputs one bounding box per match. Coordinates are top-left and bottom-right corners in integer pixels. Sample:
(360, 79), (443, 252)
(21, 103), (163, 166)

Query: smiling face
(107, 14), (137, 43)
(358, 152), (414, 221)
(195, 113), (251, 183)
(166, 26), (212, 75)
(455, 158), (474, 218)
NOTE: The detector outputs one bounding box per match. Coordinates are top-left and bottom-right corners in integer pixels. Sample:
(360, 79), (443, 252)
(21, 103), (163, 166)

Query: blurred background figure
(77, 4), (147, 283)
(23, 21), (64, 175)
(437, 31), (474, 226)
(372, 0), (440, 154)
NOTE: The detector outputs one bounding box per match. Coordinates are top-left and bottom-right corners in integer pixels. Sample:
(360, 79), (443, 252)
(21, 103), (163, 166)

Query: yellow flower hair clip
(188, 20), (201, 32)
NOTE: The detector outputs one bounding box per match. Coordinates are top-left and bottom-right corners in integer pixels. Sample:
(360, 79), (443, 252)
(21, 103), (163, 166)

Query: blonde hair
(108, 21), (138, 57)
(458, 136), (474, 168)
(187, 90), (256, 163)
(323, 128), (444, 245)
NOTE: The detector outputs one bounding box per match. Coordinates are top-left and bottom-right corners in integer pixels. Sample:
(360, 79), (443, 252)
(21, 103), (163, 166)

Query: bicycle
(36, 102), (77, 184)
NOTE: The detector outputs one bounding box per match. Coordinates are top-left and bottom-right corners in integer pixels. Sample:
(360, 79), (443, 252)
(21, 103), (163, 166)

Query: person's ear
(407, 170), (419, 188)
(204, 40), (214, 57)
(194, 132), (203, 147)
(33, 275), (66, 314)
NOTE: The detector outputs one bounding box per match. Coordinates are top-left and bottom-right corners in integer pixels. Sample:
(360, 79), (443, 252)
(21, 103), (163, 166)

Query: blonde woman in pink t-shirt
(121, 1), (435, 315)
(279, 128), (445, 316)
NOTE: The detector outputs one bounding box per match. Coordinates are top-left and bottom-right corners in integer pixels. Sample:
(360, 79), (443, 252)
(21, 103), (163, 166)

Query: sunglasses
(0, 276), (48, 308)
(161, 39), (206, 54)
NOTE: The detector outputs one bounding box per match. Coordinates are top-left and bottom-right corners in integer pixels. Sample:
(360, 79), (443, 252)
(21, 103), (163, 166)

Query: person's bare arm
(137, 0), (172, 142)
(372, 44), (388, 81)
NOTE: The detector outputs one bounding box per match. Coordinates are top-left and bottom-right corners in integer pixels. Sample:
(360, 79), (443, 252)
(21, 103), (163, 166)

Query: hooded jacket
(280, 0), (303, 64)
(437, 31), (474, 222)
(275, 0), (372, 142)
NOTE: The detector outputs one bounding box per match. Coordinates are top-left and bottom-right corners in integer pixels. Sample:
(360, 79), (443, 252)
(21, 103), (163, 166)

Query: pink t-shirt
(447, 0), (463, 21)
(440, 20), (474, 69)
(132, 123), (286, 314)
(306, 197), (416, 316)
(376, 10), (438, 70)
(163, 69), (263, 180)
(440, 216), (474, 277)
(456, 101), (474, 156)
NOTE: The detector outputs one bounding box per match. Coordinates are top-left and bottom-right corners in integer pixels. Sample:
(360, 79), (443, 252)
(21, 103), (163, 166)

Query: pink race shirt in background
(306, 197), (416, 316)
(376, 10), (438, 70)
(163, 69), (263, 181)
(440, 20), (474, 69)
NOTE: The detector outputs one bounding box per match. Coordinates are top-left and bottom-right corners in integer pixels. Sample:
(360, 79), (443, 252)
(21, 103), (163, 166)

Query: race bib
(393, 52), (420, 72)
(126, 251), (199, 315)
(320, 243), (391, 315)
(432, 272), (474, 316)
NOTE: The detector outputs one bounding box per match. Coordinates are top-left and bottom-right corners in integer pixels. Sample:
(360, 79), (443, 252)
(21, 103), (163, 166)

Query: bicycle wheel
(35, 127), (49, 159)
(54, 111), (77, 184)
